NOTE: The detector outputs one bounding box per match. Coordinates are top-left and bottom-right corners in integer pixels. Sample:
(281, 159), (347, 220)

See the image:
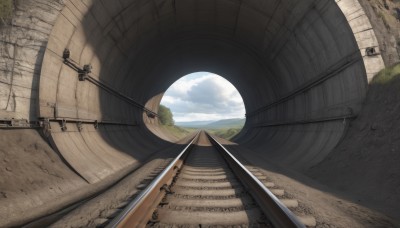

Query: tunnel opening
(158, 71), (246, 140)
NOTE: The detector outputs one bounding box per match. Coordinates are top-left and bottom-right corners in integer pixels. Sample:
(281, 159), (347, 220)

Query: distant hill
(176, 118), (245, 129)
(205, 118), (245, 129)
(176, 120), (215, 128)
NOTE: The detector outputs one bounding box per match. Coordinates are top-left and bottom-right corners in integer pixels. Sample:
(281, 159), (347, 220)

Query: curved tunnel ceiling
(34, 0), (385, 183)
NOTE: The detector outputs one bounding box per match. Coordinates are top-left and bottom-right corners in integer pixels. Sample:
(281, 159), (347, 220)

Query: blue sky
(161, 72), (245, 122)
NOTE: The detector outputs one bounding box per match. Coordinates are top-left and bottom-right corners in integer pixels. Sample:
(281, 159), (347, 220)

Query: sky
(160, 72), (246, 122)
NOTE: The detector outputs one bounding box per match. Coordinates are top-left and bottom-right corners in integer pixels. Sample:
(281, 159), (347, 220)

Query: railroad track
(104, 131), (314, 227)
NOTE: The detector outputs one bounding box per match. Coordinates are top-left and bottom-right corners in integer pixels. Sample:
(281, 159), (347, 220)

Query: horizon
(175, 117), (245, 123)
(160, 72), (246, 122)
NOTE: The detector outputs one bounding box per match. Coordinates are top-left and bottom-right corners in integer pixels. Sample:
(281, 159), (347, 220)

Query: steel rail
(105, 132), (200, 228)
(207, 133), (305, 228)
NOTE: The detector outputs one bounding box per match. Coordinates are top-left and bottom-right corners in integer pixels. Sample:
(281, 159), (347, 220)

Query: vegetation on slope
(176, 118), (245, 140)
(0, 0), (13, 24)
(208, 128), (242, 140)
(371, 63), (400, 85)
(158, 104), (174, 126)
(159, 105), (245, 140)
(158, 104), (190, 139)
(202, 118), (244, 140)
(159, 124), (192, 140)
(204, 118), (245, 129)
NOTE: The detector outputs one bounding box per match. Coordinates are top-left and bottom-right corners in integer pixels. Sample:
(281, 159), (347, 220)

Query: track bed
(152, 132), (270, 227)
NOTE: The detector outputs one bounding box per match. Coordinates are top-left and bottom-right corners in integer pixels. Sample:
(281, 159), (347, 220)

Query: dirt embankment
(0, 129), (88, 226)
(307, 64), (400, 220)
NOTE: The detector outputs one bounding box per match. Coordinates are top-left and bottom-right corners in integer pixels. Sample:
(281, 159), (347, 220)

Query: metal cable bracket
(246, 51), (362, 117)
(62, 48), (158, 118)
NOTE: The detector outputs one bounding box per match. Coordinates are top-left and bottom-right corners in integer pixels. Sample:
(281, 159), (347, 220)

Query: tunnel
(36, 0), (383, 179)
(1, 0), (399, 227)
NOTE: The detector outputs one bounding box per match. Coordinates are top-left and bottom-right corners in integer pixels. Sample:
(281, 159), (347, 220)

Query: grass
(207, 128), (242, 140)
(371, 63), (400, 85)
(0, 0), (13, 24)
(160, 125), (193, 139)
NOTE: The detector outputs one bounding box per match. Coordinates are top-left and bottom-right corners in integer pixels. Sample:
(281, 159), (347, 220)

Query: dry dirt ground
(41, 134), (195, 228)
(0, 129), (89, 227)
(0, 129), (191, 227)
(306, 65), (400, 220)
(48, 157), (170, 228)
(219, 138), (400, 228)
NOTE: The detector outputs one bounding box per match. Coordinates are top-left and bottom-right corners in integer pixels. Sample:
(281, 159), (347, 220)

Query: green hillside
(205, 118), (245, 129)
(171, 117), (245, 140)
(176, 121), (215, 128)
(176, 118), (245, 140)
(158, 105), (191, 139)
(207, 128), (242, 140)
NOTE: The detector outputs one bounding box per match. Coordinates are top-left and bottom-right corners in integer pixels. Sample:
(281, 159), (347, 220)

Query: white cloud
(160, 72), (245, 122)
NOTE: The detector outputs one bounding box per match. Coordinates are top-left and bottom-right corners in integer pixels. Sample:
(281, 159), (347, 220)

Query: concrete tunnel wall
(0, 0), (385, 200)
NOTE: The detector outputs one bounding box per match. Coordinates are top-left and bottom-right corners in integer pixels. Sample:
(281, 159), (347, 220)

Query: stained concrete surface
(36, 0), (378, 185)
(0, 0), (399, 227)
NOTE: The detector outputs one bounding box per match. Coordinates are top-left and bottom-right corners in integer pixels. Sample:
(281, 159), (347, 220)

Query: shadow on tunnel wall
(224, 65), (400, 220)
(72, 0), (385, 209)
(79, 1), (265, 158)
(78, 3), (176, 162)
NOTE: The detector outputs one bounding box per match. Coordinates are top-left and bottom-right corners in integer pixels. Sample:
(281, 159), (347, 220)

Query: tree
(158, 104), (174, 126)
